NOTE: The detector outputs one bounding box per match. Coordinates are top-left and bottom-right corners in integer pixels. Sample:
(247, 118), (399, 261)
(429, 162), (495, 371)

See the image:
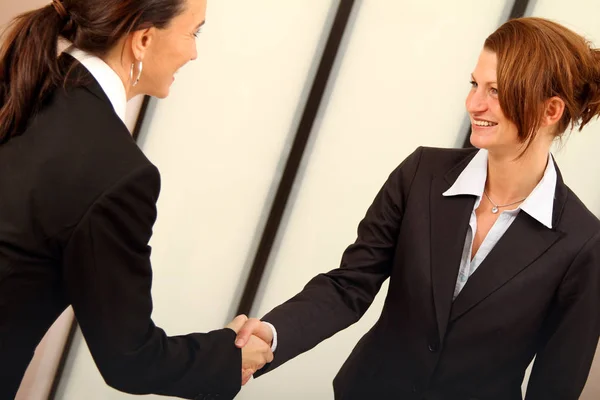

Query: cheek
(499, 118), (519, 142)
(158, 48), (182, 77)
(151, 58), (169, 79)
(492, 104), (510, 126)
(507, 123), (520, 141)
(168, 41), (192, 68)
(146, 48), (169, 78)
(489, 103), (517, 141)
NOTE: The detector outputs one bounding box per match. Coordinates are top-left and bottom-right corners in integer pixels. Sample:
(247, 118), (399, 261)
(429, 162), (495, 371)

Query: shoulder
(417, 146), (478, 172)
(393, 146), (478, 179)
(558, 185), (600, 238)
(554, 187), (600, 290)
(34, 85), (153, 185)
(15, 87), (158, 238)
(378, 146), (478, 200)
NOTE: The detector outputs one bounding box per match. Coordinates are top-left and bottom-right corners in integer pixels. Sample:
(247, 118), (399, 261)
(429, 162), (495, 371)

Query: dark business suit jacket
(0, 56), (240, 400)
(257, 146), (600, 400)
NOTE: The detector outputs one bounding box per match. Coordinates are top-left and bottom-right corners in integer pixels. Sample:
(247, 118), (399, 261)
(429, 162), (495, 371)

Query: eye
(490, 87), (498, 96)
(193, 27), (203, 38)
(469, 80), (478, 89)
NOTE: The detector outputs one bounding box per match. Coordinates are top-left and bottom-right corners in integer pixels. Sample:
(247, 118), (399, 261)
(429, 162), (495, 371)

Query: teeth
(473, 120), (497, 127)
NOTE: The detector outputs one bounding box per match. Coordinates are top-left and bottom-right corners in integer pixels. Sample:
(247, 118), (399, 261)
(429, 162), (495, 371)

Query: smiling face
(132, 0), (207, 98)
(466, 49), (521, 154)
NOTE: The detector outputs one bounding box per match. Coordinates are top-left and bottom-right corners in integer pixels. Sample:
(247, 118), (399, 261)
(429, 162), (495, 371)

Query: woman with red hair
(237, 17), (600, 400)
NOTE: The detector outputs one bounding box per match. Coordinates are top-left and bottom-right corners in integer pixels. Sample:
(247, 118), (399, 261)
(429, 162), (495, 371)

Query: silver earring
(130, 60), (143, 87)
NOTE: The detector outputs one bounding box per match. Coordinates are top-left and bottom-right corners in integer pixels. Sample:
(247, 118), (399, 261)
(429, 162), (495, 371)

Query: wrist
(261, 321), (278, 352)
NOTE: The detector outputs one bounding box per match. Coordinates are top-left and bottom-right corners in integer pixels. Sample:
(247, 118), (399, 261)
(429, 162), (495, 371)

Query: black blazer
(256, 146), (600, 400)
(0, 57), (240, 400)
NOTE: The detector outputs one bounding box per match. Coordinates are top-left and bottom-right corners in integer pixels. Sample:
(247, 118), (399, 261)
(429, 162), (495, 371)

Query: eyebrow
(195, 20), (206, 30)
(471, 74), (497, 85)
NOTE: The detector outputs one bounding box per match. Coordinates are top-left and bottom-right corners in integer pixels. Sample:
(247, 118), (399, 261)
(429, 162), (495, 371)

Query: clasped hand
(226, 315), (274, 385)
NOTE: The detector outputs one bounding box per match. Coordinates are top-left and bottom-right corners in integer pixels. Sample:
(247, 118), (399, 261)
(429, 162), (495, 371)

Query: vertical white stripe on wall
(242, 1), (511, 399)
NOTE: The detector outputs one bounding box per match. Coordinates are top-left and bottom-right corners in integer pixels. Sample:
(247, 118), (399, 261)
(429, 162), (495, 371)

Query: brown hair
(484, 17), (600, 151)
(0, 0), (186, 144)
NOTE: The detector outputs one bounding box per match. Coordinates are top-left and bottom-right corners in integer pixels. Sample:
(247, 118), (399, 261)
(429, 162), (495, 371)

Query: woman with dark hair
(0, 0), (272, 398)
(236, 17), (600, 400)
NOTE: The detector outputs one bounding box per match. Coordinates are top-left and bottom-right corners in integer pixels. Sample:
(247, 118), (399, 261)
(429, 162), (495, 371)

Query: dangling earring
(130, 60), (143, 87)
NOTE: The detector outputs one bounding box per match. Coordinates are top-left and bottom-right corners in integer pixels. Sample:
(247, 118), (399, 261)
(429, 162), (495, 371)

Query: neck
(485, 145), (550, 204)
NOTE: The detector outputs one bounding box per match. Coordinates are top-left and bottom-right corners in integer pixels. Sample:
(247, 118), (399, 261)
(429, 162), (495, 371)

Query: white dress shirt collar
(443, 149), (557, 229)
(66, 46), (127, 124)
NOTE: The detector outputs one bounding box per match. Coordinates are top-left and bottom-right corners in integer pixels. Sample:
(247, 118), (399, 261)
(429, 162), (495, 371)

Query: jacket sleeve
(525, 231), (600, 400)
(256, 147), (424, 375)
(62, 163), (241, 400)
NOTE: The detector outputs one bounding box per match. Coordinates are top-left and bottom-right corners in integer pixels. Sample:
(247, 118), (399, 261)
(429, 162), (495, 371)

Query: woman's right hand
(226, 315), (274, 385)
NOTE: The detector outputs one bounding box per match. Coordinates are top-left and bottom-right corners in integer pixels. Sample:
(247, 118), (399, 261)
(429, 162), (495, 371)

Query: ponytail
(0, 5), (66, 143)
(0, 0), (186, 145)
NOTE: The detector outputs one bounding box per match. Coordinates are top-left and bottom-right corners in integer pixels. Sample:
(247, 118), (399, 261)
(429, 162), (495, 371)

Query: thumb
(235, 318), (261, 348)
(225, 314), (248, 334)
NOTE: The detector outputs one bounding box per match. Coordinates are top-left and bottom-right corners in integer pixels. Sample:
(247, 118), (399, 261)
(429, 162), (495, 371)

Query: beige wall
(0, 0), (46, 27)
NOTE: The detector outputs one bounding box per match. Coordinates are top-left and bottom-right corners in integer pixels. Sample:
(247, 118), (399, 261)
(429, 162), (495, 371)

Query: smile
(472, 119), (498, 127)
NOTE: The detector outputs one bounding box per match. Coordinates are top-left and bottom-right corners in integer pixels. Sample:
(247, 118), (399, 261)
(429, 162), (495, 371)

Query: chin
(141, 80), (172, 99)
(469, 132), (494, 150)
(147, 88), (170, 99)
(470, 134), (524, 157)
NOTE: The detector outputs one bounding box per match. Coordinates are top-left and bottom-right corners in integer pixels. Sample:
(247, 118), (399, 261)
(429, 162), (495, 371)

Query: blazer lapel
(449, 160), (568, 323)
(430, 152), (477, 343)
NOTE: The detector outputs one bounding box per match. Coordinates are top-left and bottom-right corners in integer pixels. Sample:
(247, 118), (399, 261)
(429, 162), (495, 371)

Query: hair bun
(579, 48), (600, 128)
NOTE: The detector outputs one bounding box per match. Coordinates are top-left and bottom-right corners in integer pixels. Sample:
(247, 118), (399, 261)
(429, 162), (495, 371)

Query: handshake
(226, 315), (275, 385)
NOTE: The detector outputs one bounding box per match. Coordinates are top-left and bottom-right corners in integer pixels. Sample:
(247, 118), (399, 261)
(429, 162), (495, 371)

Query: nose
(465, 87), (487, 114)
(190, 41), (198, 61)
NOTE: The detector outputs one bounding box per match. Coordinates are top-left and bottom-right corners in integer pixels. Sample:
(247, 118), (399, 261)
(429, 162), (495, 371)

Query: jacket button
(428, 342), (439, 352)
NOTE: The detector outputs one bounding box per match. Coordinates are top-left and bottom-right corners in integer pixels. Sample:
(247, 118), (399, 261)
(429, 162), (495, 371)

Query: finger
(255, 321), (274, 345)
(235, 318), (261, 348)
(266, 349), (274, 364)
(225, 314), (248, 334)
(241, 369), (254, 386)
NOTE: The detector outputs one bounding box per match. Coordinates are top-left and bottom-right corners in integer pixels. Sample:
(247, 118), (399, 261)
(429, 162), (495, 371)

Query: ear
(129, 27), (156, 61)
(541, 96), (565, 128)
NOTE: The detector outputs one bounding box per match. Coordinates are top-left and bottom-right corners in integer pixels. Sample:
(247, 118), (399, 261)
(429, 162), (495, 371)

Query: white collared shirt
(443, 149), (557, 299)
(66, 46), (128, 124)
